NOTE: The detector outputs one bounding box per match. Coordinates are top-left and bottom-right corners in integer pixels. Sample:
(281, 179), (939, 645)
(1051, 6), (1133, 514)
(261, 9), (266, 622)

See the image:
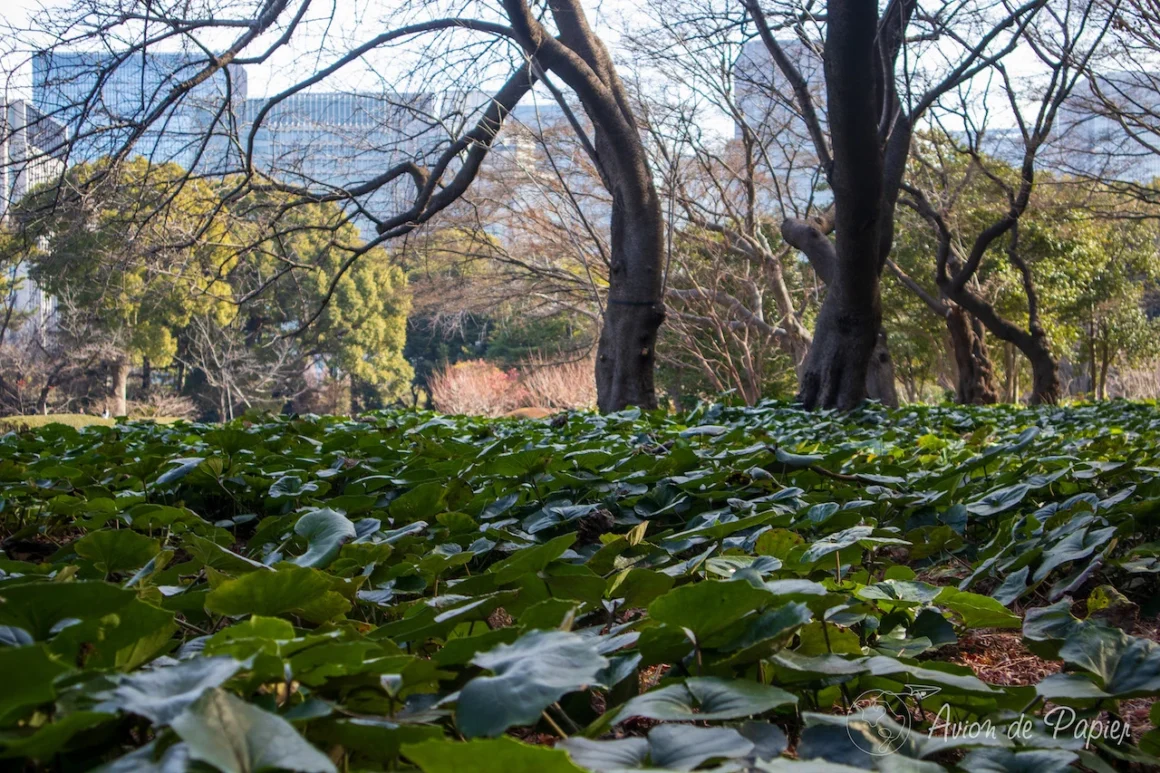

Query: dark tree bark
(793, 1), (888, 409)
(1027, 343), (1062, 405)
(946, 305), (999, 405)
(781, 217), (900, 407)
(505, 0), (666, 411)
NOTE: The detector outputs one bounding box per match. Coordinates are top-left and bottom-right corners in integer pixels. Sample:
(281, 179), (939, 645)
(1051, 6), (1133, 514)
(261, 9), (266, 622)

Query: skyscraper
(32, 50), (247, 171)
(1, 100), (67, 337)
(1, 99), (67, 222)
(243, 91), (464, 217)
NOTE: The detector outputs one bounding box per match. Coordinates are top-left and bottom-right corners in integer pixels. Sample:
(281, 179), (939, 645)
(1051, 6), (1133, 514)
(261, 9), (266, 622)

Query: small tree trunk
(1099, 337), (1111, 400)
(141, 357), (152, 393)
(595, 185), (666, 412)
(1004, 345), (1018, 402)
(110, 357), (130, 416)
(864, 329), (899, 407)
(946, 306), (999, 405)
(1087, 322), (1098, 398)
(1027, 340), (1061, 405)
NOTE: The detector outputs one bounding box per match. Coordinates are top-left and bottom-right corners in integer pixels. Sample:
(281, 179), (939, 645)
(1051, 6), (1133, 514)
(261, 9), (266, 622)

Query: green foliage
(8, 162), (413, 417)
(312, 247), (414, 405)
(887, 131), (1160, 399)
(19, 158), (235, 369)
(2, 401), (1160, 770)
(485, 315), (589, 367)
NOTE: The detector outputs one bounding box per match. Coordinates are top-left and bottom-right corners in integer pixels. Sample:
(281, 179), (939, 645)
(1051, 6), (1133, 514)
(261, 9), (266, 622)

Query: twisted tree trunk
(505, 0), (666, 411)
(946, 305), (999, 405)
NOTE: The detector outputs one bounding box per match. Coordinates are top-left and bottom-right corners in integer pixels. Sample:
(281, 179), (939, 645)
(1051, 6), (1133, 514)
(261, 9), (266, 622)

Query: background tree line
(2, 0), (1160, 418)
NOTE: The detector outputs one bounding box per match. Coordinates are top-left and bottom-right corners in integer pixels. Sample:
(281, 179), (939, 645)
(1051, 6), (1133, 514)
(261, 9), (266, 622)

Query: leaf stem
(542, 710), (569, 739)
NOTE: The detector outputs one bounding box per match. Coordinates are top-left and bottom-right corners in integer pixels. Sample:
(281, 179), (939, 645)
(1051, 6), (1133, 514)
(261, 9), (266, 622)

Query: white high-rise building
(32, 50), (247, 172)
(1, 100), (66, 337)
(1, 100), (67, 221)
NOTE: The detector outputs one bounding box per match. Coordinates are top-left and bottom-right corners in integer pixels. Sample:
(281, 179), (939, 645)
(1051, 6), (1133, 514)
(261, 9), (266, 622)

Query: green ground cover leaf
(171, 688), (337, 773)
(2, 402), (1160, 771)
(456, 629), (607, 737)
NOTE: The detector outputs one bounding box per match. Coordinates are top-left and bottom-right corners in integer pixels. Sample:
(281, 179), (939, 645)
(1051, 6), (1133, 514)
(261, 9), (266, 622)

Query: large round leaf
(456, 629), (607, 738)
(74, 529), (160, 574)
(1058, 624), (1160, 697)
(171, 688), (335, 773)
(204, 566), (349, 622)
(291, 508), (357, 569)
(648, 580), (772, 641)
(614, 676), (796, 723)
(95, 656), (243, 724)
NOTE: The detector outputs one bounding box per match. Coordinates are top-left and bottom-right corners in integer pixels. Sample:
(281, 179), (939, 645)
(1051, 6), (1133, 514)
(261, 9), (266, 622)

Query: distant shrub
(504, 406), (555, 419)
(429, 360), (527, 416)
(127, 393), (198, 420)
(430, 356), (597, 416)
(519, 354), (596, 410)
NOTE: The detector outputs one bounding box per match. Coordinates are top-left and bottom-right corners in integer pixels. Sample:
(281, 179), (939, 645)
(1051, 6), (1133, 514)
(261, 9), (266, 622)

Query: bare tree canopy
(2, 0), (666, 411)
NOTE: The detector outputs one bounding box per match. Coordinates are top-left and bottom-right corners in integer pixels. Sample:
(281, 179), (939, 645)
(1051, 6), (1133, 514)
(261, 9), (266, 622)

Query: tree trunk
(795, 1), (886, 410)
(141, 357), (152, 393)
(798, 283), (882, 410)
(865, 330), (899, 407)
(593, 189), (665, 412)
(1026, 339), (1061, 405)
(1087, 321), (1098, 398)
(1003, 343), (1018, 403)
(110, 357), (130, 416)
(1098, 336), (1110, 401)
(946, 305), (999, 405)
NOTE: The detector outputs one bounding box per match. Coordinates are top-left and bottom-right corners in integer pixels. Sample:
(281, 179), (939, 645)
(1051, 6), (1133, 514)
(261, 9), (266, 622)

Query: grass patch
(0, 414), (115, 431)
(0, 414), (184, 432)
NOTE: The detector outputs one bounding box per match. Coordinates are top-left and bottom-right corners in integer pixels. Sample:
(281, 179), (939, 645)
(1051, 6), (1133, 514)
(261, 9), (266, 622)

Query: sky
(1, 0), (1127, 144)
(1, 0), (641, 100)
